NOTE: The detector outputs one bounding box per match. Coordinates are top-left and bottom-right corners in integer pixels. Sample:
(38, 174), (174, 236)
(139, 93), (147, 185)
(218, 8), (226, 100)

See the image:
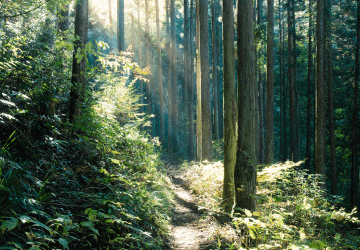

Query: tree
(212, 0), (220, 140)
(326, 0), (337, 195)
(315, 0), (326, 186)
(199, 0), (212, 161)
(109, 0), (112, 47)
(265, 0), (274, 164)
(137, 0), (144, 114)
(171, 0), (180, 151)
(288, 0), (299, 162)
(166, 0), (173, 151)
(222, 0), (236, 213)
(306, 0), (314, 171)
(196, 0), (202, 161)
(117, 0), (124, 52)
(155, 0), (164, 145)
(257, 0), (264, 164)
(69, 0), (89, 123)
(188, 0), (196, 160)
(235, 0), (257, 210)
(351, 0), (360, 212)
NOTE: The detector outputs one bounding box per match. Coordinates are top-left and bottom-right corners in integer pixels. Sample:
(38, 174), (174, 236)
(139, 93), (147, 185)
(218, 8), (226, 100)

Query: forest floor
(163, 155), (237, 250)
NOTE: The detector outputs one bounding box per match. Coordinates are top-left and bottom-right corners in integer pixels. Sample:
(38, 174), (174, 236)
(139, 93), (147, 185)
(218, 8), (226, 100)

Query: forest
(0, 0), (360, 249)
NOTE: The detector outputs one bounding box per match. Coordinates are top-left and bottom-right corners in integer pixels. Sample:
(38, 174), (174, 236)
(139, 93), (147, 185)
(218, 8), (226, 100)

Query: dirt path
(163, 156), (236, 250)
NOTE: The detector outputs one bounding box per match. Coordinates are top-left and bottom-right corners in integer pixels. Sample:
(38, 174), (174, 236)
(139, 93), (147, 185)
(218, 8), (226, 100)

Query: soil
(162, 155), (237, 250)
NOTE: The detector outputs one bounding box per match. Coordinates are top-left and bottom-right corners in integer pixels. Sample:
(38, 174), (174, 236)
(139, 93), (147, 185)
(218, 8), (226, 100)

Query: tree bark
(288, 0), (298, 162)
(212, 0), (220, 140)
(117, 0), (124, 52)
(315, 0), (327, 187)
(223, 0), (236, 214)
(279, 0), (284, 161)
(199, 0), (212, 161)
(166, 0), (173, 151)
(235, 0), (257, 211)
(137, 0), (144, 114)
(258, 0), (264, 164)
(184, 0), (190, 155)
(306, 0), (313, 171)
(69, 0), (88, 123)
(265, 0), (274, 164)
(196, 0), (202, 161)
(326, 0), (337, 195)
(351, 0), (360, 212)
(171, 0), (180, 152)
(188, 0), (196, 160)
(156, 0), (164, 145)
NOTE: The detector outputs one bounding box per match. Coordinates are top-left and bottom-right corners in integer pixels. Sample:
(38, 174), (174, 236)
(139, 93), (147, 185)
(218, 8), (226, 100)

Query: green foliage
(0, 5), (173, 249)
(178, 160), (360, 249)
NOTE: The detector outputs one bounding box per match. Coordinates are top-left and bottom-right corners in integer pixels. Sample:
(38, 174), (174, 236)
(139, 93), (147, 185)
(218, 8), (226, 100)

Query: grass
(177, 159), (360, 249)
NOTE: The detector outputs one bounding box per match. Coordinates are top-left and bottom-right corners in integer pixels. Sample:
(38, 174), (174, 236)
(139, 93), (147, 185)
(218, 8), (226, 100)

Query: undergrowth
(0, 24), (173, 248)
(178, 160), (360, 249)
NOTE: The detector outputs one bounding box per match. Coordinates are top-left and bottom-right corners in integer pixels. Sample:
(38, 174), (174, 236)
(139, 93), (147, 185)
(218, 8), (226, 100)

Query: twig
(0, 0), (53, 19)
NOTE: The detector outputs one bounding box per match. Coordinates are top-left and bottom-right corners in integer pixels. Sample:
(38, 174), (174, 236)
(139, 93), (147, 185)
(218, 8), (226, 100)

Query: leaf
(59, 238), (70, 250)
(248, 228), (256, 239)
(19, 215), (31, 223)
(308, 241), (326, 249)
(0, 184), (9, 192)
(244, 209), (252, 217)
(0, 217), (19, 234)
(252, 211), (261, 217)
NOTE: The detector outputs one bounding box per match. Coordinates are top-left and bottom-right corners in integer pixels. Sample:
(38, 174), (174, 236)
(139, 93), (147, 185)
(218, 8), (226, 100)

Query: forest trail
(163, 156), (236, 250)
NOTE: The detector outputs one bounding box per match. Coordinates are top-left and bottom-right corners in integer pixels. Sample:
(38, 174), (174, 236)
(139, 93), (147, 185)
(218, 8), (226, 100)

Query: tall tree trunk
(223, 0), (236, 214)
(288, 0), (297, 162)
(326, 0), (337, 195)
(306, 0), (313, 171)
(137, 0), (144, 114)
(117, 0), (124, 51)
(69, 0), (88, 123)
(184, 0), (190, 155)
(212, 0), (220, 140)
(258, 0), (264, 164)
(199, 0), (212, 161)
(109, 0), (112, 48)
(265, 0), (274, 164)
(171, 0), (180, 152)
(282, 10), (288, 161)
(188, 0), (196, 160)
(279, 0), (284, 161)
(131, 8), (135, 54)
(145, 0), (152, 132)
(235, 0), (257, 211)
(351, 0), (360, 211)
(196, 0), (202, 161)
(166, 0), (173, 151)
(315, 0), (327, 187)
(156, 0), (165, 145)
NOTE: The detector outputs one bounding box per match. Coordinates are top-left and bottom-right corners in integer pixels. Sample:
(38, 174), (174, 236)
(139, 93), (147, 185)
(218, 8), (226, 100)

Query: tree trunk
(117, 0), (124, 52)
(258, 0), (264, 164)
(196, 0), (202, 161)
(279, 0), (284, 161)
(166, 0), (173, 151)
(351, 0), (360, 212)
(282, 10), (288, 161)
(288, 0), (298, 162)
(212, 0), (220, 140)
(109, 0), (112, 48)
(222, 0), (236, 214)
(156, 0), (164, 145)
(199, 0), (212, 161)
(69, 0), (88, 123)
(137, 0), (144, 114)
(235, 0), (257, 211)
(188, 0), (196, 160)
(145, 0), (152, 130)
(184, 0), (190, 155)
(171, 0), (180, 152)
(306, 0), (313, 171)
(265, 0), (274, 164)
(315, 0), (327, 187)
(326, 0), (337, 195)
